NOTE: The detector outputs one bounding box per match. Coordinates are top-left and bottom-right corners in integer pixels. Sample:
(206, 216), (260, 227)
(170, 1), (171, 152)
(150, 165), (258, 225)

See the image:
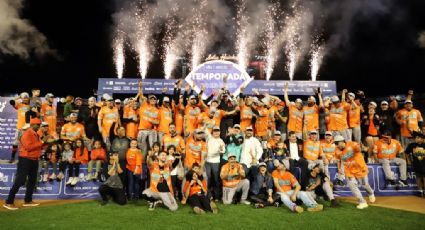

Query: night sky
(1, 0), (424, 98)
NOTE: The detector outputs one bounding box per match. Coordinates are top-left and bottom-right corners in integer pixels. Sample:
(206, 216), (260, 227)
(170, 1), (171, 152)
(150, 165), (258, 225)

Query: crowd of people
(2, 81), (425, 214)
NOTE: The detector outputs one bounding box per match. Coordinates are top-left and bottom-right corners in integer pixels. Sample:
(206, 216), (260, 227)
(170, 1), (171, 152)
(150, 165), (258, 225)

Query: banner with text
(0, 97), (17, 160)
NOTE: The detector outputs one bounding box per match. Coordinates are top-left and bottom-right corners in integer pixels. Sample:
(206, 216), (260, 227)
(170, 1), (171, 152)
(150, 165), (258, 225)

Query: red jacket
(19, 128), (43, 160)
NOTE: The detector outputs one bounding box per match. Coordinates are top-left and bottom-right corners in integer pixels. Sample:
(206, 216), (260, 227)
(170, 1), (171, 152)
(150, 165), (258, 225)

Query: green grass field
(1, 200), (424, 230)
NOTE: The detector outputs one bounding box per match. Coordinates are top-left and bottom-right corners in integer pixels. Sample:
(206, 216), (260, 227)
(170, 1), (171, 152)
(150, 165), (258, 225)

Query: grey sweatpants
(222, 179), (250, 204)
(348, 127), (361, 144)
(137, 130), (158, 155)
(378, 158), (407, 181)
(142, 188), (178, 211)
(347, 177), (374, 204)
(308, 181), (335, 201)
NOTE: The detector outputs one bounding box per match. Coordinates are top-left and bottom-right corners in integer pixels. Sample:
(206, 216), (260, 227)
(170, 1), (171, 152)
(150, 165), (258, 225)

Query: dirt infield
(340, 196), (425, 214)
(2, 196), (425, 214)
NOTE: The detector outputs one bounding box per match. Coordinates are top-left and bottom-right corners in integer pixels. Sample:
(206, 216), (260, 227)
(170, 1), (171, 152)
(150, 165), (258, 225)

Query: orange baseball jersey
(348, 103), (361, 128)
(396, 108), (423, 137)
(272, 170), (299, 192)
(303, 105), (319, 132)
(184, 138), (206, 169)
(303, 140), (321, 161)
(98, 106), (120, 137)
(73, 147), (89, 164)
(373, 139), (403, 160)
(335, 141), (368, 178)
(90, 148), (106, 161)
(329, 102), (350, 131)
(60, 123), (85, 141)
(221, 162), (243, 188)
(320, 141), (336, 161)
(149, 160), (173, 193)
(255, 107), (269, 137)
(162, 134), (185, 152)
(158, 106), (173, 134)
(183, 178), (208, 197)
(138, 101), (160, 130)
(268, 105), (278, 131)
(200, 112), (217, 133)
(126, 148), (143, 174)
(174, 105), (184, 135)
(287, 104), (303, 133)
(15, 102), (30, 129)
(41, 102), (57, 135)
(184, 105), (202, 134)
(240, 105), (253, 131)
(123, 105), (139, 138)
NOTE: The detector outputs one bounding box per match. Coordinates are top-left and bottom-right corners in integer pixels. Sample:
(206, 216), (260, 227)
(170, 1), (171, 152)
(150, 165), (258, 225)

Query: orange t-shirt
(73, 147), (89, 164)
(162, 134), (185, 152)
(183, 178), (208, 197)
(61, 123), (85, 141)
(240, 105), (253, 131)
(91, 148), (106, 161)
(149, 160), (173, 193)
(15, 102), (30, 129)
(184, 138), (206, 169)
(174, 105), (184, 135)
(255, 106), (269, 137)
(287, 104), (303, 133)
(158, 106), (173, 134)
(367, 117), (379, 136)
(303, 105), (319, 132)
(200, 112), (217, 134)
(335, 141), (368, 178)
(184, 105), (202, 134)
(272, 170), (299, 192)
(138, 102), (159, 130)
(373, 139), (402, 160)
(320, 141), (336, 161)
(221, 162), (243, 188)
(268, 105), (278, 131)
(303, 140), (321, 161)
(329, 102), (350, 131)
(348, 103), (361, 128)
(123, 105), (138, 138)
(41, 102), (57, 135)
(397, 108), (423, 137)
(98, 106), (120, 137)
(126, 148), (143, 174)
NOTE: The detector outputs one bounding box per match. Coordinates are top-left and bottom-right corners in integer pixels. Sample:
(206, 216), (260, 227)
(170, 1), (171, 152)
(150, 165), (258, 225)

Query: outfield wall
(0, 164), (419, 200)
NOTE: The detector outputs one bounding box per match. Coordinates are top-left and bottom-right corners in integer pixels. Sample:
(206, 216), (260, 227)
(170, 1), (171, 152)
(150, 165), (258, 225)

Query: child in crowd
(88, 140), (106, 181)
(126, 139), (143, 200)
(59, 142), (74, 182)
(167, 145), (184, 201)
(40, 143), (61, 182)
(68, 139), (89, 186)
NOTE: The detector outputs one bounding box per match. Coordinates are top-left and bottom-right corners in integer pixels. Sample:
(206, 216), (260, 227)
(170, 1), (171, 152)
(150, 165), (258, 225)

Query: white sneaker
(49, 173), (56, 180)
(86, 174), (93, 180)
(356, 203), (369, 209)
(66, 177), (74, 185)
(71, 177), (79, 186)
(369, 195), (376, 203)
(241, 200), (251, 205)
(42, 174), (48, 182)
(57, 172), (64, 181)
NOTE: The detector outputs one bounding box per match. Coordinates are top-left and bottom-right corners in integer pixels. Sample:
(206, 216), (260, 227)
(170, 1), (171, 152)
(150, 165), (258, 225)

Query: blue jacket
(250, 166), (274, 195)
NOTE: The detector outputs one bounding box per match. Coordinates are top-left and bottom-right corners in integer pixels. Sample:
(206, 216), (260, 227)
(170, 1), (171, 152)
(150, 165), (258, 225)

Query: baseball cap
(148, 95), (157, 99)
(381, 101), (389, 105)
(246, 126), (253, 131)
(163, 96), (170, 102)
(323, 96), (330, 101)
(274, 130), (282, 136)
(233, 124), (241, 129)
(325, 131), (333, 136)
(308, 96), (316, 102)
(331, 96), (340, 103)
(189, 95), (196, 100)
(41, 122), (49, 127)
(69, 113), (78, 118)
(20, 92), (30, 99)
(405, 100), (412, 104)
(228, 152), (237, 158)
(348, 92), (355, 98)
(30, 118), (41, 125)
(115, 99), (121, 103)
(273, 159), (289, 169)
(309, 130), (318, 135)
(295, 98), (303, 103)
(45, 93), (54, 98)
(75, 97), (83, 101)
(195, 128), (204, 134)
(102, 93), (112, 100)
(212, 126), (220, 131)
(333, 135), (345, 142)
(369, 101), (377, 108)
(258, 162), (267, 168)
(308, 163), (321, 171)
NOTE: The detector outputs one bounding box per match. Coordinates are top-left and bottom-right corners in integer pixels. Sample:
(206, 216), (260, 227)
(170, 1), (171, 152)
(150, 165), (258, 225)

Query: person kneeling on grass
(220, 152), (251, 205)
(98, 153), (127, 205)
(250, 162), (280, 208)
(181, 163), (219, 214)
(142, 151), (179, 211)
(301, 163), (339, 207)
(272, 159), (323, 213)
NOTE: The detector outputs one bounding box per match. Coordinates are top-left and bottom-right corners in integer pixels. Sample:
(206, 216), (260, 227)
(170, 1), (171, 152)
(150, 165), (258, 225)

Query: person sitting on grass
(250, 162), (280, 208)
(272, 159), (323, 213)
(98, 152), (127, 206)
(142, 151), (178, 211)
(87, 140), (106, 181)
(301, 163), (339, 207)
(220, 152), (251, 205)
(181, 163), (218, 214)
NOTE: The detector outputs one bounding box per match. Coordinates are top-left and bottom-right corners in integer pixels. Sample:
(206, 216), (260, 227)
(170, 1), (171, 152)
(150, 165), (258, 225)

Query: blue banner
(0, 97), (17, 160)
(0, 163), (418, 200)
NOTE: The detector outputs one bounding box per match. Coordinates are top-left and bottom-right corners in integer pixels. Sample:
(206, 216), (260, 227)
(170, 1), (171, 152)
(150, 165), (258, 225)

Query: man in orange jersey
(328, 92), (351, 141)
(238, 88), (254, 132)
(346, 92), (361, 143)
(220, 153), (251, 205)
(157, 96), (173, 144)
(372, 130), (408, 186)
(283, 83), (303, 139)
(61, 113), (88, 142)
(185, 129), (207, 170)
(184, 95), (202, 138)
(303, 130), (324, 173)
(200, 105), (238, 134)
(137, 82), (160, 154)
(334, 135), (375, 209)
(251, 99), (270, 140)
(122, 98), (139, 139)
(302, 94), (324, 140)
(320, 131), (336, 177)
(40, 93), (57, 137)
(98, 97), (120, 150)
(9, 92), (31, 163)
(4, 118), (48, 210)
(396, 99), (423, 148)
(162, 123), (185, 153)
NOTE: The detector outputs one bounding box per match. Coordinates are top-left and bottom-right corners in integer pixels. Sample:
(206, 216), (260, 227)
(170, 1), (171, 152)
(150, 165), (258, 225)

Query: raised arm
(283, 83), (291, 106)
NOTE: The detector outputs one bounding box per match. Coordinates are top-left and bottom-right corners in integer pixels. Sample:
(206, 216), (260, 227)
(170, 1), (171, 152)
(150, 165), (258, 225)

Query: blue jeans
(127, 171), (140, 199)
(277, 190), (318, 211)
